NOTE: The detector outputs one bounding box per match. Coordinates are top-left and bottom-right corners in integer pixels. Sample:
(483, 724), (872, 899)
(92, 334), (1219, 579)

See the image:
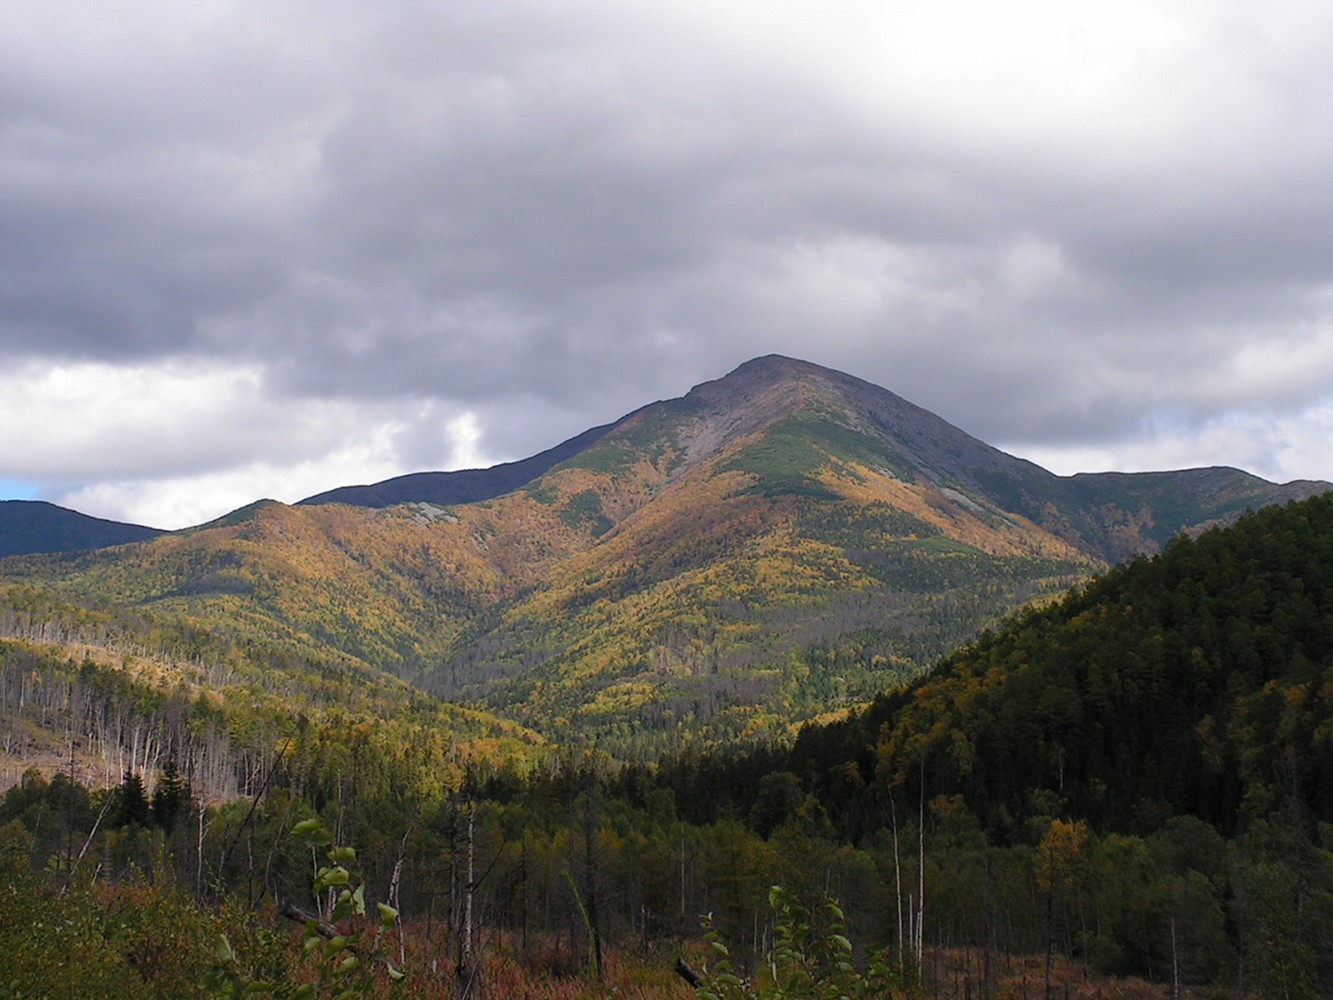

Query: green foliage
(113, 770), (152, 828)
(207, 818), (403, 999)
(559, 489), (613, 536)
(562, 440), (638, 476)
(720, 415), (841, 500)
(695, 886), (904, 1000)
(561, 395), (699, 476)
(754, 493), (1333, 844)
(0, 820), (273, 999)
(151, 758), (193, 834)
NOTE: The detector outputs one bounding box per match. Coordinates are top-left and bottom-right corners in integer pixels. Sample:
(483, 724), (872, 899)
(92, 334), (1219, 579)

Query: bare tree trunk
(64, 797), (112, 895)
(1043, 889), (1053, 1000)
(917, 762), (925, 963)
(520, 838), (530, 962)
(679, 831), (687, 930)
(463, 804), (474, 980)
(582, 791), (604, 982)
(455, 799), (477, 1000)
(890, 792), (905, 966)
(388, 826), (409, 969)
(196, 800), (207, 898)
(1170, 916), (1180, 1000)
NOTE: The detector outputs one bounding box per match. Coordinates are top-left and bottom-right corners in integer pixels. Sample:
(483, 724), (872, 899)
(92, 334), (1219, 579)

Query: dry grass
(927, 946), (1236, 1000)
(378, 928), (1232, 1000)
(374, 922), (698, 999)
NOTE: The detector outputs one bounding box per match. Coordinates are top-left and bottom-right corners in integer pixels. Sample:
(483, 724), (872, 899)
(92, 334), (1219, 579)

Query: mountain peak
(691, 354), (871, 402)
(672, 353), (1013, 486)
(722, 353), (822, 381)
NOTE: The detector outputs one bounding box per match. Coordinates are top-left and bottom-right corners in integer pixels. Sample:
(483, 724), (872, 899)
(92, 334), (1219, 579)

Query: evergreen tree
(151, 759), (192, 835)
(112, 770), (151, 828)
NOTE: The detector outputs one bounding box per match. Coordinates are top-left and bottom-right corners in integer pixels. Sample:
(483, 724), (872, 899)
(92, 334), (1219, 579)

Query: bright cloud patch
(1006, 399), (1333, 486)
(0, 360), (494, 528)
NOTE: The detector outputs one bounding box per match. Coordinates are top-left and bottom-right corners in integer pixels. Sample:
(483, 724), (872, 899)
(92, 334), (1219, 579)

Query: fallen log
(674, 955), (704, 988)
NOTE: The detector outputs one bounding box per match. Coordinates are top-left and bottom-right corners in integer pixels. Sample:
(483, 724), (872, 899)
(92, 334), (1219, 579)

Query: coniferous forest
(3, 493), (1333, 997)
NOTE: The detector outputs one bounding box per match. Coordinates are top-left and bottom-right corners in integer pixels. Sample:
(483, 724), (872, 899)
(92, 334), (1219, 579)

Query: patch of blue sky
(0, 478), (40, 500)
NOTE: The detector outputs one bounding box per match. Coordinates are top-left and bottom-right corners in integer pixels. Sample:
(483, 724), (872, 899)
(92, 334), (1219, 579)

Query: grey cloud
(3, 1), (1333, 504)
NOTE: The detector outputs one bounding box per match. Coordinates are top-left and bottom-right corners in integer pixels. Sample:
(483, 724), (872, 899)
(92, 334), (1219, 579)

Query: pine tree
(112, 770), (151, 828)
(151, 759), (192, 835)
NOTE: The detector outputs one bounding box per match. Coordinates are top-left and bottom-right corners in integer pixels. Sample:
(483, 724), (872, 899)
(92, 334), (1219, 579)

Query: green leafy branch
(207, 817), (403, 998)
(693, 885), (907, 1000)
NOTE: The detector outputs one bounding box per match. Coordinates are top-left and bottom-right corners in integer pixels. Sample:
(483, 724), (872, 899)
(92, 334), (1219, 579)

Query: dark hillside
(757, 491), (1333, 841)
(0, 500), (164, 557)
(648, 490), (1333, 841)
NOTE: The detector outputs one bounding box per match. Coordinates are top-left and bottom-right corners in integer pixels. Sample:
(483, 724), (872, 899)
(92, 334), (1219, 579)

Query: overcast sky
(4, 1), (1333, 529)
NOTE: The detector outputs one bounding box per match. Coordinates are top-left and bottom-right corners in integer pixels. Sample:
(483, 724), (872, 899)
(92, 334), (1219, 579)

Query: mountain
(303, 355), (1325, 561)
(419, 355), (1326, 743)
(5, 428), (1330, 1000)
(0, 499), (165, 558)
(1, 356), (1326, 757)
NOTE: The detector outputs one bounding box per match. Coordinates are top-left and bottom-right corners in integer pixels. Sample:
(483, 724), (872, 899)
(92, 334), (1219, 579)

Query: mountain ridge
(3, 355), (1324, 563)
(297, 354), (1327, 563)
(2, 356), (1328, 755)
(0, 500), (165, 558)
(297, 414), (630, 509)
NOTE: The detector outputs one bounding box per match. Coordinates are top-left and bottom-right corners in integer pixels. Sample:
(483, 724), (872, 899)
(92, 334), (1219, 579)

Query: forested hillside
(0, 581), (544, 801)
(2, 492), (1332, 997)
(634, 492), (1333, 995)
(769, 490), (1333, 839)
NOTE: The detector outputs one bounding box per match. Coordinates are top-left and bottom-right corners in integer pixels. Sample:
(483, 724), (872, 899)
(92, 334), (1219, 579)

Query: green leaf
(324, 865), (350, 887)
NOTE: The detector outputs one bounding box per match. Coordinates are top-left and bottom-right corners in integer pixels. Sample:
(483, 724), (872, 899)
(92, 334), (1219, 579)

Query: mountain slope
(0, 579), (546, 799)
(1031, 466), (1329, 561)
(1, 356), (1326, 756)
(419, 357), (1326, 748)
(0, 500), (165, 557)
(726, 489), (1333, 843)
